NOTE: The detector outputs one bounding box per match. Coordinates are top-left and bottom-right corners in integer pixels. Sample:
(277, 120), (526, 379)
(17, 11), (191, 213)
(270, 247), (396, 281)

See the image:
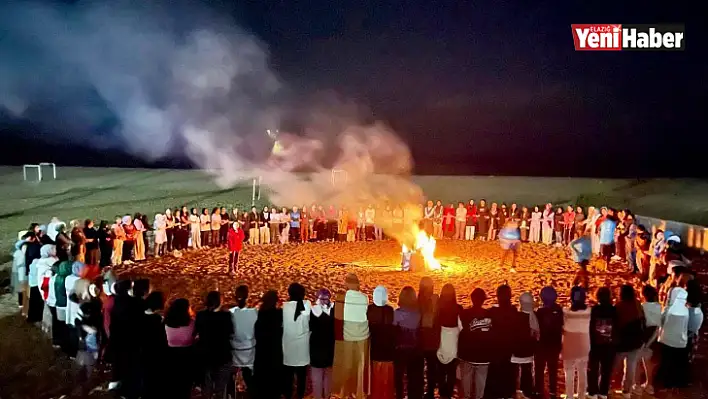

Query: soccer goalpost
(249, 169), (349, 206)
(23, 162), (57, 182)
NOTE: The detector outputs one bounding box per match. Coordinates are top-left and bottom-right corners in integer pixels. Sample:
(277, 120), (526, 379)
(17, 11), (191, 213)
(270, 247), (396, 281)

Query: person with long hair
(165, 209), (176, 252)
(229, 285), (257, 397)
(121, 215), (136, 263)
(260, 206), (271, 244)
(110, 217), (125, 266)
(587, 287), (616, 399)
(436, 284), (462, 399)
(542, 203), (554, 245)
(310, 288), (335, 399)
(141, 291), (168, 399)
(133, 213), (146, 261)
(615, 285), (645, 398)
(97, 221), (113, 268)
(189, 208), (201, 249)
(418, 277), (440, 399)
(553, 207), (564, 246)
(465, 199), (477, 240)
(180, 207), (191, 250)
(499, 220), (521, 273)
(394, 286), (423, 399)
(110, 279), (144, 398)
(153, 213), (167, 257)
(210, 207), (222, 247)
(227, 222), (245, 275)
(563, 287), (591, 399)
(219, 207), (231, 246)
(519, 206), (530, 242)
(194, 291), (233, 399)
(535, 287), (564, 399)
(83, 219), (99, 265)
(487, 202), (499, 241)
(282, 283), (311, 399)
(637, 285), (661, 395)
(367, 285), (396, 399)
(512, 292), (539, 399)
(164, 298), (196, 399)
(254, 290), (284, 399)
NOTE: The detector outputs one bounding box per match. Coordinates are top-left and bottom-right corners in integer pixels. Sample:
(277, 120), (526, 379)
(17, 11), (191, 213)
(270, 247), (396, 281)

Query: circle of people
(8, 199), (703, 399)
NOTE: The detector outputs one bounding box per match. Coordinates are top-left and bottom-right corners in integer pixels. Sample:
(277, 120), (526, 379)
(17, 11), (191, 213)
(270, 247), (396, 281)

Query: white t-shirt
(282, 300), (312, 367)
(230, 306), (258, 368)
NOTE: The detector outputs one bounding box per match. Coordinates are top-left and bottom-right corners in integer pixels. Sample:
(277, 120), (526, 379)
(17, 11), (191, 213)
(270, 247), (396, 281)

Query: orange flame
(401, 229), (441, 270)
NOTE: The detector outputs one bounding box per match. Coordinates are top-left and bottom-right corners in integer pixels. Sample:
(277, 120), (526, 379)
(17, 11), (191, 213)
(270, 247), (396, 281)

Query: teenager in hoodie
(487, 284), (519, 399)
(587, 287), (616, 399)
(436, 284), (462, 399)
(394, 286), (423, 399)
(368, 285), (396, 399)
(563, 286), (591, 399)
(310, 288), (335, 399)
(614, 285), (646, 398)
(458, 288), (493, 399)
(535, 287), (564, 399)
(657, 287), (689, 389)
(230, 285), (257, 397)
(637, 285), (661, 395)
(512, 292), (539, 399)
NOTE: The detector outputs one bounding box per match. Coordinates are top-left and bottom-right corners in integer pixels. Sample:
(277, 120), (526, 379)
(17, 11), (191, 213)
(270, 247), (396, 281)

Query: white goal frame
(251, 176), (262, 206)
(331, 169), (348, 186)
(23, 162), (56, 181)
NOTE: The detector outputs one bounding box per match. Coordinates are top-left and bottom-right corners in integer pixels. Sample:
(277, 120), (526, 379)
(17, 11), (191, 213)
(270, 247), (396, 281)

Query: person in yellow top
(200, 208), (211, 248)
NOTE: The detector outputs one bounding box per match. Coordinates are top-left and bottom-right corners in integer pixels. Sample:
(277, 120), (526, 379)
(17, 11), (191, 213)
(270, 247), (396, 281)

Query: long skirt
(332, 339), (370, 399)
(27, 286), (45, 322)
(542, 224), (553, 245)
(370, 360), (395, 399)
(134, 231), (146, 261)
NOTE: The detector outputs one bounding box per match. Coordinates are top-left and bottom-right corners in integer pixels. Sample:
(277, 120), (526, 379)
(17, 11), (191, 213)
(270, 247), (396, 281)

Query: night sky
(1, 1), (706, 177)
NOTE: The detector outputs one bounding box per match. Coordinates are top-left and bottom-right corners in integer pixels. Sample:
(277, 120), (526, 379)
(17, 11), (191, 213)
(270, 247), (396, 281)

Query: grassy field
(1, 166), (708, 261)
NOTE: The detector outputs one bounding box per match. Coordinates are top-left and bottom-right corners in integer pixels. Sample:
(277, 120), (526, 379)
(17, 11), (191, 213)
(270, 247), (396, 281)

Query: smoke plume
(0, 0), (424, 245)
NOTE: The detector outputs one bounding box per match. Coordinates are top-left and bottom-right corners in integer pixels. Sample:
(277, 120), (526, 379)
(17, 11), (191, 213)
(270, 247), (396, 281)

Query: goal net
(331, 169), (348, 187)
(23, 162), (57, 182)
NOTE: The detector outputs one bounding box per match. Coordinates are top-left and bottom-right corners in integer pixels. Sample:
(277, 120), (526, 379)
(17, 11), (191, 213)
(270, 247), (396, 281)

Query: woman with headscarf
(535, 286), (564, 399)
(530, 205), (542, 243)
(442, 203), (456, 239)
(11, 236), (27, 313)
(28, 244), (57, 324)
(254, 290), (284, 399)
(110, 217), (125, 266)
(562, 286), (591, 399)
(487, 202), (499, 241)
(179, 207), (191, 250)
(153, 213), (167, 257)
(542, 203), (554, 245)
(282, 283), (311, 399)
(133, 213), (146, 261)
(310, 288), (335, 399)
(418, 277), (440, 399)
(189, 208), (202, 249)
(194, 291), (233, 399)
(367, 285), (396, 399)
(614, 285), (646, 397)
(486, 284), (519, 399)
(65, 261), (87, 358)
(657, 287), (689, 390)
(220, 207), (231, 246)
(394, 286), (423, 399)
(164, 298), (196, 399)
(512, 292), (539, 399)
(230, 285), (257, 396)
(200, 208), (212, 247)
(122, 215), (136, 263)
(75, 279), (104, 396)
(587, 287), (616, 399)
(96, 221), (112, 268)
(52, 254), (74, 350)
(332, 273), (370, 399)
(210, 207), (222, 247)
(436, 284), (462, 399)
(165, 208), (175, 252)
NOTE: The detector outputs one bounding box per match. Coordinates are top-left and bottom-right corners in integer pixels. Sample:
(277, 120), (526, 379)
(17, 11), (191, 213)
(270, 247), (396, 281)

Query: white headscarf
(520, 292), (540, 338)
(47, 217), (63, 241)
(373, 285), (388, 307)
(659, 287), (689, 348)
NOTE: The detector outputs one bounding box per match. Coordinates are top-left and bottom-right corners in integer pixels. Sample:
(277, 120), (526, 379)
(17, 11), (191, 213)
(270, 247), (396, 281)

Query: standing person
(657, 287), (689, 390)
(164, 299), (196, 399)
(487, 203), (499, 241)
(635, 225), (652, 282)
(563, 206), (576, 245)
(121, 216), (136, 263)
(637, 285), (661, 396)
(133, 214), (146, 262)
(535, 287), (564, 399)
(499, 220), (521, 273)
(165, 209), (176, 252)
(418, 277), (440, 399)
(219, 207), (230, 246)
(97, 221), (113, 268)
(458, 288), (493, 399)
(465, 200), (477, 240)
(347, 208), (358, 242)
(64, 261), (86, 358)
(570, 232), (592, 279)
(254, 290), (284, 399)
(337, 207), (349, 242)
(598, 212), (618, 271)
(530, 206), (542, 243)
(423, 200), (435, 236)
(12, 237), (27, 313)
(392, 205), (405, 239)
(486, 284), (518, 399)
(332, 273), (370, 399)
(394, 286), (423, 399)
(562, 287), (591, 399)
(574, 207), (586, 240)
(476, 200), (489, 241)
(226, 222), (245, 275)
(300, 206), (311, 243)
(512, 292), (539, 399)
(553, 207), (564, 246)
(433, 200), (444, 239)
(269, 208), (281, 244)
(624, 213), (638, 273)
(210, 207), (222, 247)
(71, 222), (87, 263)
(180, 207), (191, 250)
(542, 203), (554, 245)
(200, 208), (211, 248)
(615, 285), (645, 398)
(110, 279), (144, 398)
(356, 207), (366, 241)
(587, 287), (617, 399)
(442, 203), (455, 239)
(585, 207), (601, 256)
(282, 283), (311, 399)
(280, 207), (291, 244)
(153, 213), (167, 257)
(367, 286), (396, 399)
(248, 206), (261, 245)
(289, 206), (301, 244)
(28, 244), (58, 323)
(141, 291), (168, 399)
(326, 205), (338, 242)
(189, 208), (201, 249)
(84, 220), (99, 265)
(436, 284), (462, 399)
(519, 207), (531, 242)
(686, 280), (703, 369)
(230, 285), (257, 397)
(260, 206), (271, 244)
(110, 217), (125, 266)
(310, 288), (335, 399)
(365, 204), (376, 241)
(374, 205), (385, 241)
(194, 291), (234, 399)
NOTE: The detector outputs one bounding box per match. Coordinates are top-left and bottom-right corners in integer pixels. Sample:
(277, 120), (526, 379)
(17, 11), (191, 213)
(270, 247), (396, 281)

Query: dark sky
(1, 0), (706, 177)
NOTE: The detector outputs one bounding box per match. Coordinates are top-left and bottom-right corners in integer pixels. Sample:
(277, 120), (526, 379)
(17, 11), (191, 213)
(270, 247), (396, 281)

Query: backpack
(593, 317), (614, 345)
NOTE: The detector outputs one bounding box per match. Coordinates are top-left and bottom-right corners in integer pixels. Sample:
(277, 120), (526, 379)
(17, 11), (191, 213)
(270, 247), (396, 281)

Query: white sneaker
(643, 385), (654, 395)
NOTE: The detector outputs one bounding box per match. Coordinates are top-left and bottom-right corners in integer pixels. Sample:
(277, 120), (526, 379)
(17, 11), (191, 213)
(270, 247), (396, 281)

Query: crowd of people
(7, 199), (705, 399)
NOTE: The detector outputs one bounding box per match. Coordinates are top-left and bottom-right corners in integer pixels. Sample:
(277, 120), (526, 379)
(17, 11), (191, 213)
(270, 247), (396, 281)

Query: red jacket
(228, 227), (245, 252)
(466, 204), (478, 223)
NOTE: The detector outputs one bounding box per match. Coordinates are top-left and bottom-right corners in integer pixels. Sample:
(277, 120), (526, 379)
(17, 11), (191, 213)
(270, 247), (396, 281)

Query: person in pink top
(164, 298), (195, 399)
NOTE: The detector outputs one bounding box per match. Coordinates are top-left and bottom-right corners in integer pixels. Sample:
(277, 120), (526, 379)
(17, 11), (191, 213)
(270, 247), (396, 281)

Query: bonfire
(401, 229), (442, 271)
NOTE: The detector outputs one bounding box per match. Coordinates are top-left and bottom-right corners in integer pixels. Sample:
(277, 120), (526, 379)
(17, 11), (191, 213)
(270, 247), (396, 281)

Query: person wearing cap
(227, 222), (246, 275)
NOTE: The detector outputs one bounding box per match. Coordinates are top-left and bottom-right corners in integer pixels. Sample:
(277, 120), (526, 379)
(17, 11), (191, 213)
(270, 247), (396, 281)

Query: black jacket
(458, 307), (494, 363)
(536, 305), (564, 353)
(309, 310), (335, 368)
(590, 304), (617, 349)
